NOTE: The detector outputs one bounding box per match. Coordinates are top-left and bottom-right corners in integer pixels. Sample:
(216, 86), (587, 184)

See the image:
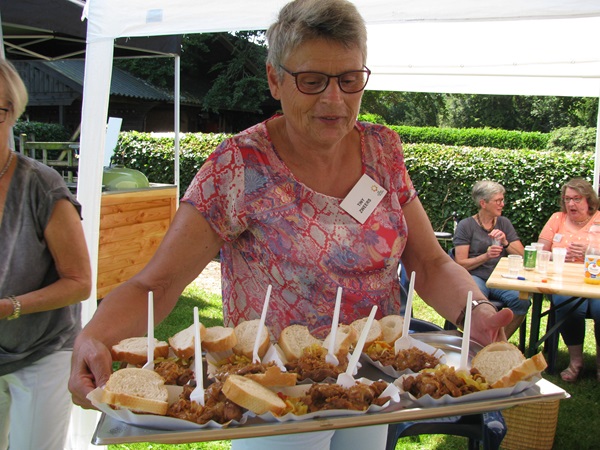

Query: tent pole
(0, 9), (15, 149)
(174, 55), (180, 203)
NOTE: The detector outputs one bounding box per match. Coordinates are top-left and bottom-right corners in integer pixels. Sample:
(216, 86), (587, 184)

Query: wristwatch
(503, 242), (510, 249)
(456, 299), (498, 329)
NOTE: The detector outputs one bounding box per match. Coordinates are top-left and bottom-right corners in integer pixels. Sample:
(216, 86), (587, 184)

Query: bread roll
(232, 319), (270, 359)
(111, 337), (169, 365)
(222, 374), (286, 415)
(168, 323), (207, 359)
(202, 325), (238, 353)
(350, 317), (383, 347)
(471, 341), (547, 388)
(323, 324), (357, 359)
(379, 315), (404, 344)
(278, 324), (323, 362)
(101, 368), (168, 415)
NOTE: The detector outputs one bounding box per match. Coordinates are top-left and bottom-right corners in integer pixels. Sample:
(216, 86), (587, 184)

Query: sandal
(560, 364), (582, 382)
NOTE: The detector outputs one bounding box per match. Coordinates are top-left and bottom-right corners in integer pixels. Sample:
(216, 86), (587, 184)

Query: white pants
(0, 351), (73, 450)
(231, 425), (388, 450)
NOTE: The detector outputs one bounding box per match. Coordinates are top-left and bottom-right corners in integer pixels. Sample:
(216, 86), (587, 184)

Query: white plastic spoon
(325, 287), (343, 366)
(337, 305), (377, 388)
(459, 291), (473, 372)
(189, 306), (205, 405)
(394, 271), (416, 353)
(252, 285), (272, 364)
(142, 291), (155, 370)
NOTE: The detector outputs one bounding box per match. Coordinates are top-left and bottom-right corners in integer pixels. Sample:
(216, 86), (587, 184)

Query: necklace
(0, 151), (14, 181)
(572, 215), (592, 227)
(475, 212), (496, 232)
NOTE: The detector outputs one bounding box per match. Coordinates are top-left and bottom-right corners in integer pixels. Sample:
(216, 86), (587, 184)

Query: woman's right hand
(567, 241), (587, 262)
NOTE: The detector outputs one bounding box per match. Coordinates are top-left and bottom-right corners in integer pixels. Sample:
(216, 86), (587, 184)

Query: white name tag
(340, 174), (387, 224)
(553, 233), (563, 243)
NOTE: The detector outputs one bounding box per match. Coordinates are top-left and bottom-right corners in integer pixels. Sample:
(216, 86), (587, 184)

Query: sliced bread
(110, 337), (169, 365)
(222, 374), (286, 415)
(277, 324), (323, 362)
(101, 367), (168, 415)
(168, 323), (207, 360)
(244, 365), (298, 387)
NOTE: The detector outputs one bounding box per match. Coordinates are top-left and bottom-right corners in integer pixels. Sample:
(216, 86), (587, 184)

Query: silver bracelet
(456, 299), (497, 329)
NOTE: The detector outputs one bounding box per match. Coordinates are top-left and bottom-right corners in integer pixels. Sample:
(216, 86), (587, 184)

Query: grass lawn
(108, 281), (599, 450)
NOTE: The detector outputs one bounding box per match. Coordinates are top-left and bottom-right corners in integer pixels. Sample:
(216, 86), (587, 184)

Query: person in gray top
(453, 180), (530, 338)
(0, 59), (91, 450)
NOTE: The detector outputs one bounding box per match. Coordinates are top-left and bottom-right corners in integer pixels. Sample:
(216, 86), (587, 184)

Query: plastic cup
(491, 237), (501, 246)
(537, 250), (551, 274)
(552, 247), (567, 274)
(508, 254), (523, 277)
(532, 243), (545, 269)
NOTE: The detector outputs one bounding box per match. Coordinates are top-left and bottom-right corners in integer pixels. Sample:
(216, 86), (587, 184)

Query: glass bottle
(584, 221), (600, 284)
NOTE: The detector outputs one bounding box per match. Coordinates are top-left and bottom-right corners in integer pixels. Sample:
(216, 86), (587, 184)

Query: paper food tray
(254, 378), (401, 422)
(394, 374), (538, 408)
(87, 384), (248, 430)
(363, 337), (447, 378)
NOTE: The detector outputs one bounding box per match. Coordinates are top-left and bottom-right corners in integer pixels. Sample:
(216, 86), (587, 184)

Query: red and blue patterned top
(182, 116), (417, 338)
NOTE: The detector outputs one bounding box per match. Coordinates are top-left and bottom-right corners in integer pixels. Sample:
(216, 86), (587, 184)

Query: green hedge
(115, 131), (231, 193)
(390, 125), (549, 150)
(115, 131), (594, 245)
(14, 121), (71, 143)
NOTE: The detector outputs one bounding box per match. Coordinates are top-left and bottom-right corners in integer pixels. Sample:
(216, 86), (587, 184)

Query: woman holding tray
(69, 0), (513, 448)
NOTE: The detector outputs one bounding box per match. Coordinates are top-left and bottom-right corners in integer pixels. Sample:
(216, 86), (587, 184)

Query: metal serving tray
(92, 332), (568, 445)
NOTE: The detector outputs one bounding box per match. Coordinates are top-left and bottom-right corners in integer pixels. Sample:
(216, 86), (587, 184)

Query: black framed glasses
(0, 108), (9, 124)
(279, 65), (371, 95)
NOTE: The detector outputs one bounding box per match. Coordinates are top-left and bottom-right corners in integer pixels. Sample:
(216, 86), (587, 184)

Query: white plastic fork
(459, 291), (473, 372)
(252, 285), (272, 364)
(142, 291), (155, 370)
(337, 305), (377, 388)
(325, 286), (343, 366)
(394, 271), (417, 353)
(189, 306), (205, 405)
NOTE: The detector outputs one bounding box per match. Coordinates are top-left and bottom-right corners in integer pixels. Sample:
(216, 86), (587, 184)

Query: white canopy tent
(77, 0), (600, 319)
(70, 2), (600, 445)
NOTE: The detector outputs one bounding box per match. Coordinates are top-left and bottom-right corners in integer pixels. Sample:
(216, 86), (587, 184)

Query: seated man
(453, 180), (530, 338)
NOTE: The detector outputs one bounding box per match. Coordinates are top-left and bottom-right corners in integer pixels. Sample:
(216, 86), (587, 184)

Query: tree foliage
(116, 34), (598, 132)
(116, 31), (270, 114)
(361, 91), (598, 132)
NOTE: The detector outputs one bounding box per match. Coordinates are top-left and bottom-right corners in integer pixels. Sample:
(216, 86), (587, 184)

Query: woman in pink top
(538, 178), (600, 382)
(70, 3), (515, 447)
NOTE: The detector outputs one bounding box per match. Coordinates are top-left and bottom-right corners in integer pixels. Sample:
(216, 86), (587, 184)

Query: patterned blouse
(182, 116), (417, 338)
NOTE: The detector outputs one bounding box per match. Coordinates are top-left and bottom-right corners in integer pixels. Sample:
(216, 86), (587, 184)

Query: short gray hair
(266, 0), (367, 78)
(0, 59), (28, 122)
(472, 180), (505, 207)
